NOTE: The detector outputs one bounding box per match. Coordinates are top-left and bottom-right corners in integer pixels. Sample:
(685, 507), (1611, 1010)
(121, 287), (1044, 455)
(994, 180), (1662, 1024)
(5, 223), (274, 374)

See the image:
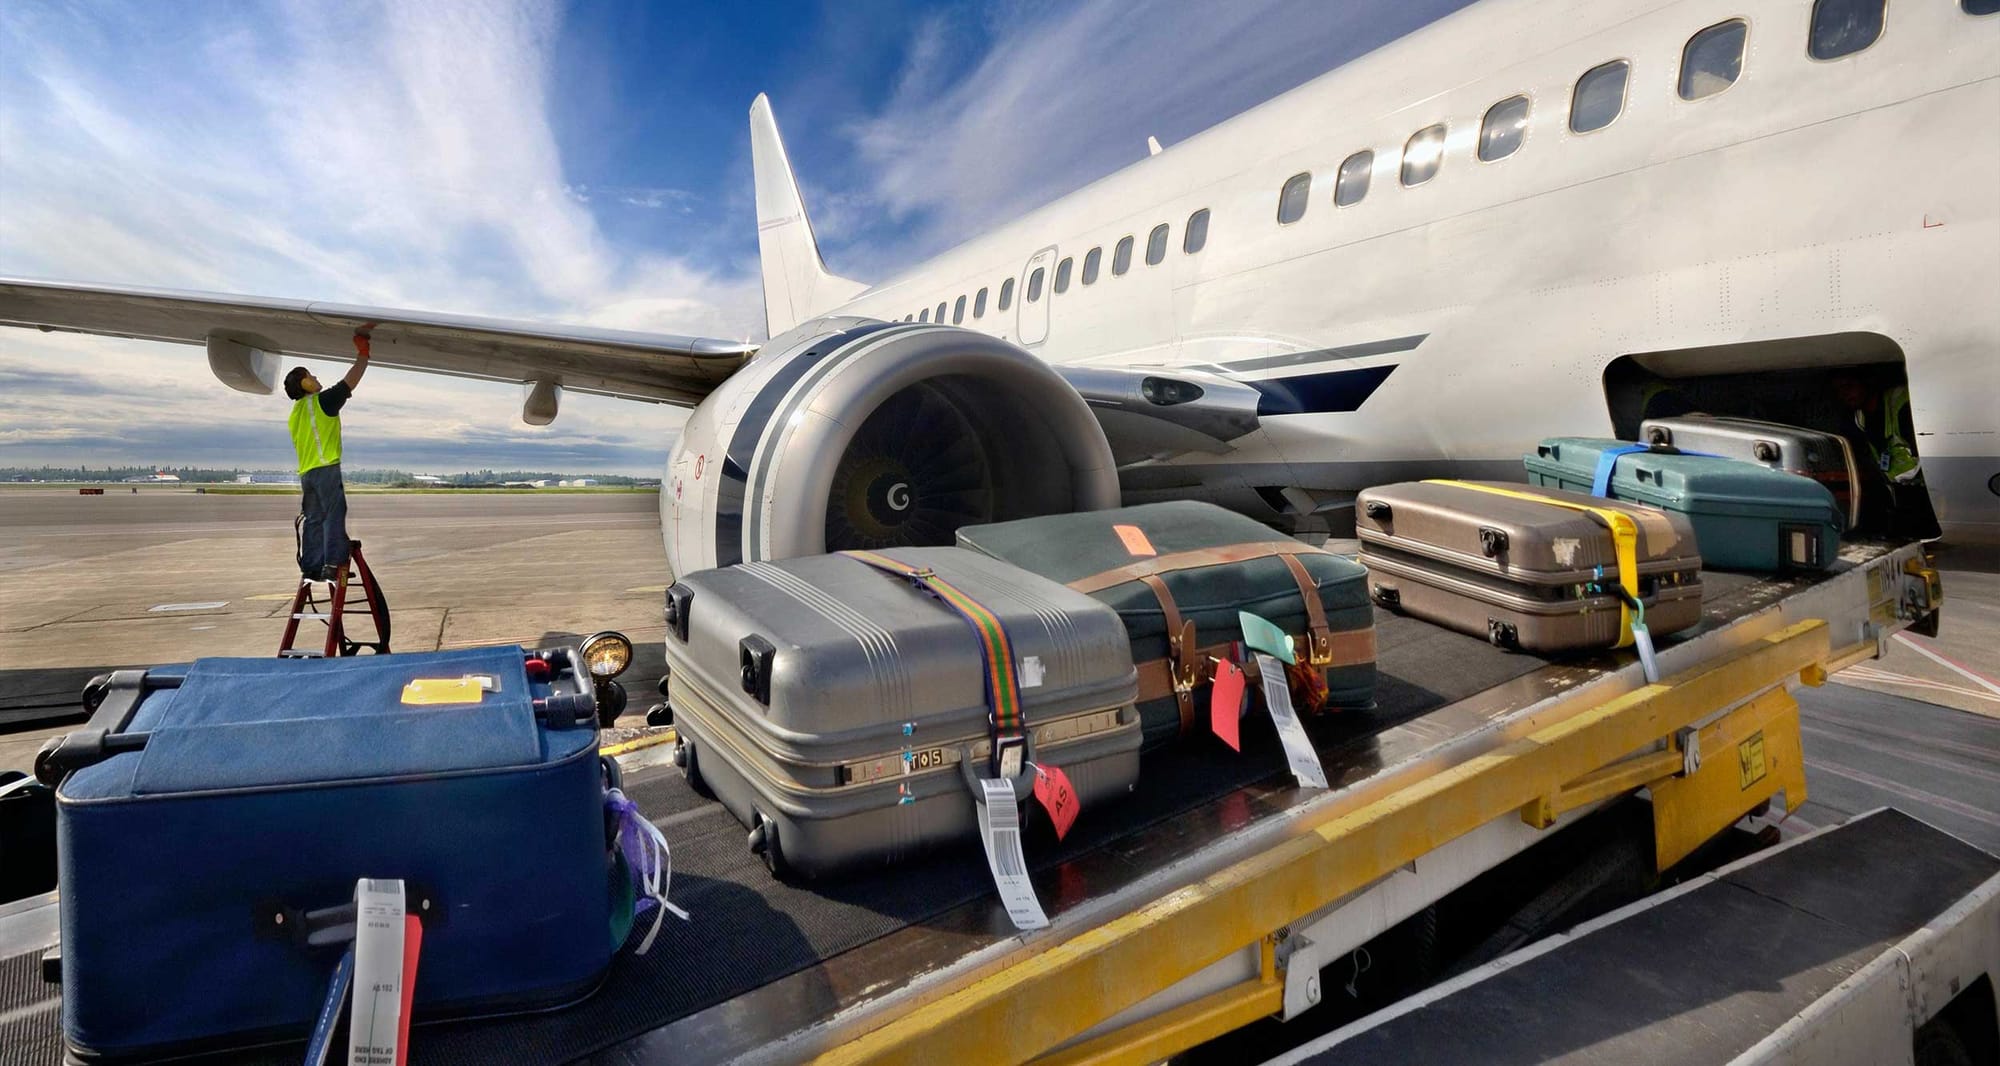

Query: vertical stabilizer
(750, 94), (867, 336)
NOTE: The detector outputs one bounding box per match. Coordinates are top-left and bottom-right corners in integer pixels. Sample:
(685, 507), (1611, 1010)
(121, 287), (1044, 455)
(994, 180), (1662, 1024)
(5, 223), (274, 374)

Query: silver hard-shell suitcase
(1639, 415), (1861, 530)
(662, 547), (1142, 879)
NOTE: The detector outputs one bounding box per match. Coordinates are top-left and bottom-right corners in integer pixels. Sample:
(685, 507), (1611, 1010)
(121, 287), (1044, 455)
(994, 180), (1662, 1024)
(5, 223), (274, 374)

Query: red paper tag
(1210, 658), (1245, 752)
(1113, 524), (1157, 557)
(1033, 764), (1081, 841)
(397, 913), (422, 1064)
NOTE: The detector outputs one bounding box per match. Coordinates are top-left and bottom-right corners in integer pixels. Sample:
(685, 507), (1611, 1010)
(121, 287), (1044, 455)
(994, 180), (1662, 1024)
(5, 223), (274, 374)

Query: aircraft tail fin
(750, 94), (867, 337)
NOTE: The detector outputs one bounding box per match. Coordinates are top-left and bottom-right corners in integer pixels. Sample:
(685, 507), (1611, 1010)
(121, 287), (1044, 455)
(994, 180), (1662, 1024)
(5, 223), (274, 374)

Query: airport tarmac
(0, 485), (1994, 849)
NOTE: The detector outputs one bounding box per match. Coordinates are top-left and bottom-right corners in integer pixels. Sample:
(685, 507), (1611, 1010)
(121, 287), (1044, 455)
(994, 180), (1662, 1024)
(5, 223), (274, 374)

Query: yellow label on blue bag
(401, 676), (486, 705)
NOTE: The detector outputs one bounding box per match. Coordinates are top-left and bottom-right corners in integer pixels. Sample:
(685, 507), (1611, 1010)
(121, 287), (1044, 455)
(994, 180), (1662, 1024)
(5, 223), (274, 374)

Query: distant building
(412, 474), (445, 484)
(559, 478), (598, 487)
(237, 472), (300, 486)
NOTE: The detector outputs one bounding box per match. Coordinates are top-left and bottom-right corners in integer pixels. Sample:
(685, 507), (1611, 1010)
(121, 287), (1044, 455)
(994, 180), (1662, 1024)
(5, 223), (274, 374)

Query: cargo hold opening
(1602, 333), (1940, 540)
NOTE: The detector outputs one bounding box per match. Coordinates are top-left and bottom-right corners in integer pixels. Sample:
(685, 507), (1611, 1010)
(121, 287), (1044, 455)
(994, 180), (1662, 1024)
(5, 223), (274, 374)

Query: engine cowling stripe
(711, 321), (907, 567)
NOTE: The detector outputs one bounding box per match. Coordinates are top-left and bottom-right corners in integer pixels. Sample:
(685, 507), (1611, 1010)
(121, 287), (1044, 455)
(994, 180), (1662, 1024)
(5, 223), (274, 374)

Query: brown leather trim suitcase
(1356, 481), (1703, 653)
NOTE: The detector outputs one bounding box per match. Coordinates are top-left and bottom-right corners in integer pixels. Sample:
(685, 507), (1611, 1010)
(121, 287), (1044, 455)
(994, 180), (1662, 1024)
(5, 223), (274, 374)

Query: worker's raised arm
(344, 333), (371, 389)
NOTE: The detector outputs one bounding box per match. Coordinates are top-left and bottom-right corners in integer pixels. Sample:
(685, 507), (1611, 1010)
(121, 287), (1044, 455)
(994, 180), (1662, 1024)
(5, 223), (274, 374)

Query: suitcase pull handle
(1478, 526), (1510, 558)
(253, 884), (445, 951)
(33, 669), (177, 785)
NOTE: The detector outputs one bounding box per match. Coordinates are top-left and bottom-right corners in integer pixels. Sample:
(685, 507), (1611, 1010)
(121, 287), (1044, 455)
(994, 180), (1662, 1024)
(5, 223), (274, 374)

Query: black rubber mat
(0, 609), (1542, 1066)
(1295, 809), (1999, 1065)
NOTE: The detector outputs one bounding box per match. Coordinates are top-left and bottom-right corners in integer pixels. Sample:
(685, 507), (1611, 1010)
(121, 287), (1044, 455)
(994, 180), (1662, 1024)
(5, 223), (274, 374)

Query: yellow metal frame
(817, 620), (1831, 1066)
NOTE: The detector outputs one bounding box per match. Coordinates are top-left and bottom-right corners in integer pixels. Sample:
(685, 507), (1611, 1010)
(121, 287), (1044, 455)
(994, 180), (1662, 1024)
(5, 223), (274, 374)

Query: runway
(0, 486), (669, 771)
(0, 486), (1993, 853)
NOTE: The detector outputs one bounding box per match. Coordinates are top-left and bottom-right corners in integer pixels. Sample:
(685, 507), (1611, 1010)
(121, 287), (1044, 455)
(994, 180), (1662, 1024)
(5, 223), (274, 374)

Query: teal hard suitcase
(1525, 438), (1841, 572)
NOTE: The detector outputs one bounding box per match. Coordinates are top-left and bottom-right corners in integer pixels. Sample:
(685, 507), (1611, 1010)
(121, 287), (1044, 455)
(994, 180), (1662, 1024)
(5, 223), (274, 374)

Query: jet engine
(661, 317), (1121, 576)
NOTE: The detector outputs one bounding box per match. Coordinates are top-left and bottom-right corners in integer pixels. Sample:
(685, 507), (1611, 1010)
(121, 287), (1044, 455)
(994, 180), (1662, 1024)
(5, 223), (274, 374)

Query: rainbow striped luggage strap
(842, 550), (1026, 776)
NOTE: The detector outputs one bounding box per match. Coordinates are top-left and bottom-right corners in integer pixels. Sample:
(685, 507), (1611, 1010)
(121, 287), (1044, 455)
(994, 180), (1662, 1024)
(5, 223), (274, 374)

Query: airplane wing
(0, 278), (759, 419)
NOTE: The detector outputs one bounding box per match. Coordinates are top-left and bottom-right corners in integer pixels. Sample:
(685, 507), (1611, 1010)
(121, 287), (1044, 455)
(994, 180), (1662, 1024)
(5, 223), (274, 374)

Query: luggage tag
(348, 878), (408, 1066)
(1210, 657), (1246, 752)
(976, 777), (1048, 930)
(304, 947), (354, 1066)
(1254, 653), (1328, 789)
(400, 676), (493, 706)
(1239, 612), (1297, 665)
(1030, 763), (1080, 841)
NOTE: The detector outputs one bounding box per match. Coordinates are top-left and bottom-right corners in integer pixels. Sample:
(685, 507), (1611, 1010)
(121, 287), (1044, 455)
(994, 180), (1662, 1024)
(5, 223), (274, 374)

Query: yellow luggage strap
(1421, 480), (1643, 648)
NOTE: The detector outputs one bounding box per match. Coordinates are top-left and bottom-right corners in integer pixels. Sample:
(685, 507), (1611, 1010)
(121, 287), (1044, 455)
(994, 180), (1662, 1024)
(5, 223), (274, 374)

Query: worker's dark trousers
(298, 463), (350, 577)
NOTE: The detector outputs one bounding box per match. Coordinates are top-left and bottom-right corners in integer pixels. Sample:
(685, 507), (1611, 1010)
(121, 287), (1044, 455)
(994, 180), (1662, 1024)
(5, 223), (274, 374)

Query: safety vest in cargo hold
(289, 393), (342, 474)
(1854, 385), (1920, 483)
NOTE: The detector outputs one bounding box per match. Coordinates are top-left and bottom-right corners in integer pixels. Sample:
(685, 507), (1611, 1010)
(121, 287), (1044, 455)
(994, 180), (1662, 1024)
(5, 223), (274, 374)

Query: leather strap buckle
(1297, 629), (1335, 668)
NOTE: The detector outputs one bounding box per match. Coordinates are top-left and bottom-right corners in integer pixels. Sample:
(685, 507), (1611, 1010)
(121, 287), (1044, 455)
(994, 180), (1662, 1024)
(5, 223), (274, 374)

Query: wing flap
(0, 278), (757, 406)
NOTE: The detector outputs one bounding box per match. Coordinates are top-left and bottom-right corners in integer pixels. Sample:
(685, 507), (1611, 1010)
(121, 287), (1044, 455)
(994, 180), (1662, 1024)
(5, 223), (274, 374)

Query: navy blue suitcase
(41, 646), (619, 1061)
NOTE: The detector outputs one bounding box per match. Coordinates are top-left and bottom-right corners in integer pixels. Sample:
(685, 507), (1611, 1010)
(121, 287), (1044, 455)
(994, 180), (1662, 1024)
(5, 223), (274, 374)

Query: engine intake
(662, 318), (1119, 574)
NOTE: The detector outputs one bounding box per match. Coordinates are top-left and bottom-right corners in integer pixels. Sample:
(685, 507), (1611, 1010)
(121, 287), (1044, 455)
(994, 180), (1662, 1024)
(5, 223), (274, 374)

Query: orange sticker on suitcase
(1113, 524), (1157, 557)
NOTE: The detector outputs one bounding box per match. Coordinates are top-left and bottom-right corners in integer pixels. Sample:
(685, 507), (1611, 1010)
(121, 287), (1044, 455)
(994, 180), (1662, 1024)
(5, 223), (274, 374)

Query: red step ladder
(278, 541), (392, 658)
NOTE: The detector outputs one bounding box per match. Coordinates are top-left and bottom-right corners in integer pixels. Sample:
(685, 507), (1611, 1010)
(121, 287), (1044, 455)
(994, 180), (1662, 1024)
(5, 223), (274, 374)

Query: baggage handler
(1834, 374), (1924, 536)
(283, 333), (371, 580)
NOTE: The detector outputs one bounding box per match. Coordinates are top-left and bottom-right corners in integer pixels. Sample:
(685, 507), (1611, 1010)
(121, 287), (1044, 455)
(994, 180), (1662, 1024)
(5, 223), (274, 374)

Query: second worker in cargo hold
(283, 333), (371, 581)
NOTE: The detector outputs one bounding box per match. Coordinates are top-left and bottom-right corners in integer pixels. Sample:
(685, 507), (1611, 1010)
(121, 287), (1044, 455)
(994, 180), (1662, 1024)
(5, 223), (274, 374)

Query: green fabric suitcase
(957, 502), (1376, 749)
(1524, 438), (1842, 572)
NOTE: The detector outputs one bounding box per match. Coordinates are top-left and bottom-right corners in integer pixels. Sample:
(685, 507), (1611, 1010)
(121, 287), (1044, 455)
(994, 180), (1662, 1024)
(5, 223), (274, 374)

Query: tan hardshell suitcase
(1356, 481), (1704, 653)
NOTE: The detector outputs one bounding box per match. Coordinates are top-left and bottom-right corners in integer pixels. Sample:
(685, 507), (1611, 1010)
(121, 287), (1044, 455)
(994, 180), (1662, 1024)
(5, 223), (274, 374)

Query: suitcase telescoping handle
(529, 644), (601, 729)
(33, 669), (177, 786)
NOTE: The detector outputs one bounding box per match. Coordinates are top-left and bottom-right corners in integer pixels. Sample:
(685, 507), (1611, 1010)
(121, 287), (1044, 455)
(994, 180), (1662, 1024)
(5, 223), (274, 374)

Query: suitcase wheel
(1477, 526), (1510, 558)
(674, 739), (715, 799)
(1363, 500), (1392, 522)
(1372, 583), (1401, 609)
(646, 701), (674, 727)
(747, 812), (789, 878)
(1486, 620), (1519, 649)
(1645, 426), (1672, 446)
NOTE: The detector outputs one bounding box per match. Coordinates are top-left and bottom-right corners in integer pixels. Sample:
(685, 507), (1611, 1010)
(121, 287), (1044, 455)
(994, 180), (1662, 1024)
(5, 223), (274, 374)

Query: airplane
(3, 0), (1995, 579)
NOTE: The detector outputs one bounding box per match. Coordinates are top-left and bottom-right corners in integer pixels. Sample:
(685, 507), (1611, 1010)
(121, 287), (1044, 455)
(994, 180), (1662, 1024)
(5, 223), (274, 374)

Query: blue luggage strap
(1590, 443), (1721, 497)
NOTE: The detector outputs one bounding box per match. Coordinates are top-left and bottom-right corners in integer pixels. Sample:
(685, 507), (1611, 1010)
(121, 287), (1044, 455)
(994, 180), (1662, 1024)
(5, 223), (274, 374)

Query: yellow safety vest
(289, 393), (343, 474)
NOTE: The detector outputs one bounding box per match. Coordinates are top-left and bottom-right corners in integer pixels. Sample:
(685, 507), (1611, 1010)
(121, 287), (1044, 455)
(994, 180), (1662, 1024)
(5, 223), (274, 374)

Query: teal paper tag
(1238, 611), (1296, 665)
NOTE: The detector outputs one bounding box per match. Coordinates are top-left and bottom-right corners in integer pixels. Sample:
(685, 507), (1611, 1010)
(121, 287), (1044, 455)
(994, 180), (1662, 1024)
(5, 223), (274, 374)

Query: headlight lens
(579, 631), (633, 679)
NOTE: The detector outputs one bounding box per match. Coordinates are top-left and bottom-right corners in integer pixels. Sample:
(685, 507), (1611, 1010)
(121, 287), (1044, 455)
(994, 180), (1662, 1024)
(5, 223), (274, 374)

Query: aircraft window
(1334, 150), (1373, 206)
(1570, 59), (1629, 133)
(1967, 0), (2000, 14)
(935, 301), (947, 322)
(1113, 236), (1134, 275)
(1083, 247), (1102, 284)
(974, 287), (988, 318)
(1027, 267), (1045, 302)
(1680, 20), (1747, 100)
(1055, 257), (1074, 294)
(1478, 95), (1530, 162)
(1146, 224), (1169, 265)
(1184, 209), (1209, 253)
(1000, 277), (1015, 310)
(1277, 172), (1311, 224)
(919, 308), (930, 323)
(1401, 124), (1446, 186)
(1809, 0), (1884, 57)
(953, 295), (966, 324)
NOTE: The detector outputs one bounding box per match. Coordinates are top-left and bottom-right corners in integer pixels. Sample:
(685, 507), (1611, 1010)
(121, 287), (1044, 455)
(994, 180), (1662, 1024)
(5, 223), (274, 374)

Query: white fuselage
(818, 0), (2000, 539)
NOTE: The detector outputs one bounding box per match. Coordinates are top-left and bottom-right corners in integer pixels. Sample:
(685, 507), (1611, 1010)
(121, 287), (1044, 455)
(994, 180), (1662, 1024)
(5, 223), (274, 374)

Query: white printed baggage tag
(976, 777), (1049, 930)
(349, 879), (407, 1066)
(1254, 653), (1328, 789)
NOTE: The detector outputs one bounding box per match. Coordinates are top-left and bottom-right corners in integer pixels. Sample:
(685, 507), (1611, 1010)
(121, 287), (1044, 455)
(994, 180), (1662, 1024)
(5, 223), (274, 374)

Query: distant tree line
(0, 466), (656, 486)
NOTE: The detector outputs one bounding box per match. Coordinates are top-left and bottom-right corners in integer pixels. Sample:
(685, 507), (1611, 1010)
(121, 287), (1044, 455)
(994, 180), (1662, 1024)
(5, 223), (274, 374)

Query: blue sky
(0, 0), (1470, 475)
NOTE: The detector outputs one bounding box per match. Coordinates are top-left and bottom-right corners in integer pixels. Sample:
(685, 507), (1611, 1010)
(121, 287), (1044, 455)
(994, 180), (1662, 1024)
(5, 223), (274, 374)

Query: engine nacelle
(661, 317), (1120, 575)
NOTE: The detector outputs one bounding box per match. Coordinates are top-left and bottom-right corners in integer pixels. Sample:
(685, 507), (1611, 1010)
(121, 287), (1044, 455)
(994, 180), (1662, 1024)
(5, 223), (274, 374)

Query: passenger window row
(902, 207), (1211, 322)
(1272, 0), (1961, 224)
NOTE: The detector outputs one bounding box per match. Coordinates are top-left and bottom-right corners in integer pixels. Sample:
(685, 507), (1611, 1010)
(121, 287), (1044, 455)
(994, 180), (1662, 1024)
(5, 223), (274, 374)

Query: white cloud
(0, 0), (758, 475)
